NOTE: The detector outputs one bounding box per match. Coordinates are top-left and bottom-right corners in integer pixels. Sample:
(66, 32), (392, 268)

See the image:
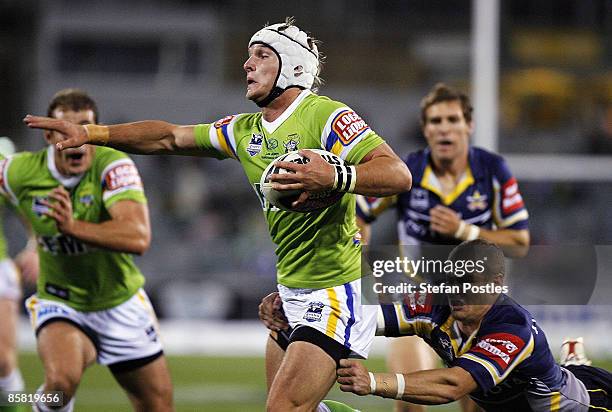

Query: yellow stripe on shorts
(326, 288), (341, 338)
(550, 391), (561, 411)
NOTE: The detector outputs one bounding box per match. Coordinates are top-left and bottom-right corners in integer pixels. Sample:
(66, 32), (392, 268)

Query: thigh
(37, 321), (97, 381)
(267, 340), (337, 412)
(266, 332), (287, 392)
(111, 355), (174, 412)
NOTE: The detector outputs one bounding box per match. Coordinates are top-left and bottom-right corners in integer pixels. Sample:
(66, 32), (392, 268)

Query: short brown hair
(448, 239), (505, 281)
(47, 88), (99, 123)
(420, 83), (473, 126)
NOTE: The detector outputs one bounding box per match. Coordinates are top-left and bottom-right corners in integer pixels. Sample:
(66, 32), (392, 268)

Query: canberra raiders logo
(283, 134), (300, 153)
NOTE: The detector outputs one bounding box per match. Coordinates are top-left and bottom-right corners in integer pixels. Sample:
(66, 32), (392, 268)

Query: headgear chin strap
(249, 21), (320, 107)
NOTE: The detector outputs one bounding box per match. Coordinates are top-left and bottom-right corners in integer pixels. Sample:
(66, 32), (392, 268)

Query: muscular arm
(45, 186), (151, 255)
(23, 115), (210, 156)
(353, 143), (412, 196)
(270, 143), (412, 199)
(337, 360), (478, 405)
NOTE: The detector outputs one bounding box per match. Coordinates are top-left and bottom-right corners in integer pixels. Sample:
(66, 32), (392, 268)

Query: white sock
(0, 368), (24, 391)
(33, 384), (75, 412)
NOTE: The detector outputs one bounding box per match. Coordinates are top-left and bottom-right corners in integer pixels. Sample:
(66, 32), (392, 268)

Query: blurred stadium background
(1, 0), (611, 410)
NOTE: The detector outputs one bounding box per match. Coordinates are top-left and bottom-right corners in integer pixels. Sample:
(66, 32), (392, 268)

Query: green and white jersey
(194, 90), (385, 289)
(0, 146), (147, 311)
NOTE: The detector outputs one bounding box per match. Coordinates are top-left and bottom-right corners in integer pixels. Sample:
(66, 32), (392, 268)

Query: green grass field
(15, 353), (612, 411)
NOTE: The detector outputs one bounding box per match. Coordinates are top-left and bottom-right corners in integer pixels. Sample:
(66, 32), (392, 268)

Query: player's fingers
(23, 115), (64, 131)
(274, 160), (303, 171)
(291, 191), (310, 207)
(338, 384), (355, 393)
(338, 359), (354, 368)
(272, 183), (304, 191)
(57, 138), (86, 151)
(268, 173), (299, 183)
(336, 376), (353, 385)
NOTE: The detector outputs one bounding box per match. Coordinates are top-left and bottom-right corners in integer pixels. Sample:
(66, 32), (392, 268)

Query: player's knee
(0, 351), (16, 376)
(44, 370), (80, 399)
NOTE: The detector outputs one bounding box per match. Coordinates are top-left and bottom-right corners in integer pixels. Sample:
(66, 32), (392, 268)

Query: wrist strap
(395, 373), (405, 400)
(455, 220), (480, 241)
(333, 165), (357, 193)
(84, 124), (110, 145)
(368, 372), (376, 394)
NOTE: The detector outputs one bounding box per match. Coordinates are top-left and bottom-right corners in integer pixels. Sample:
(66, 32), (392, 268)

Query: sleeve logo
(214, 115), (235, 129)
(104, 163), (142, 191)
(332, 110), (369, 145)
(501, 177), (524, 214)
(472, 333), (525, 368)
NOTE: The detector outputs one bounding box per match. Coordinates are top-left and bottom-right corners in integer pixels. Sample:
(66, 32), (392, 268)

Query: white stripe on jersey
(0, 156), (17, 205)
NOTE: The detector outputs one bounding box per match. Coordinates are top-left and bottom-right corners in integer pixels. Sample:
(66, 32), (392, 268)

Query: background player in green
(4, 89), (173, 411)
(24, 18), (412, 412)
(0, 137), (38, 412)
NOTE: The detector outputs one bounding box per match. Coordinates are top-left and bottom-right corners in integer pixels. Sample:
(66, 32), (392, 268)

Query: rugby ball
(260, 149), (346, 213)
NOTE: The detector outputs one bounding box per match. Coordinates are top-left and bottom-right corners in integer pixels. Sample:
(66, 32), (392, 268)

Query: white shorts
(25, 289), (163, 367)
(0, 258), (21, 301)
(278, 278), (378, 358)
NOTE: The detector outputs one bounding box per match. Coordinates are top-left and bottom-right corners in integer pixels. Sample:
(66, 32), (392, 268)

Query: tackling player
(261, 240), (612, 411)
(3, 89), (174, 412)
(356, 83), (530, 412)
(23, 19), (412, 412)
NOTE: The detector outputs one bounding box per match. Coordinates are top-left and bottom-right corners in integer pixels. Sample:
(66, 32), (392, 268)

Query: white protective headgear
(249, 21), (320, 106)
(0, 137), (15, 157)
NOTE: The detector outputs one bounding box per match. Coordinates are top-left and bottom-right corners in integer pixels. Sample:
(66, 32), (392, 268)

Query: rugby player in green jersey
(24, 19), (412, 412)
(0, 137), (38, 412)
(8, 90), (173, 412)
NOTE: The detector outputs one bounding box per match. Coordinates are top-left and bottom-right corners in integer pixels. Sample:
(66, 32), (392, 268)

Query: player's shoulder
(470, 146), (508, 170)
(93, 146), (132, 165)
(403, 148), (430, 180)
(4, 148), (46, 174)
(299, 92), (347, 117)
(482, 295), (533, 335)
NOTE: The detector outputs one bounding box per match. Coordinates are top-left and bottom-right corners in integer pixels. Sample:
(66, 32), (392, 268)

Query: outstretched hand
(23, 115), (89, 150)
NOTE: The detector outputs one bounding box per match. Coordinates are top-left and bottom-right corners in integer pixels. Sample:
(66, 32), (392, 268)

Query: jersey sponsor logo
(283, 135), (300, 153)
(105, 163), (142, 191)
(213, 115), (235, 128)
(38, 234), (88, 256)
(467, 190), (488, 212)
(247, 133), (264, 156)
(79, 194), (94, 206)
(472, 332), (525, 368)
(303, 301), (325, 322)
(410, 188), (429, 211)
(402, 292), (433, 318)
(501, 178), (524, 214)
(332, 110), (369, 145)
(32, 196), (50, 217)
(265, 138), (278, 150)
(44, 283), (70, 300)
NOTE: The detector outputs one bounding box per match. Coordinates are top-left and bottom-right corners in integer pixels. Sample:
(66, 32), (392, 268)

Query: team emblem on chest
(467, 190), (488, 211)
(283, 134), (300, 153)
(247, 133), (264, 157)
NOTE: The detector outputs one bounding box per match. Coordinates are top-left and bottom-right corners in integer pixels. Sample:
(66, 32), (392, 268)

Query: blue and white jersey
(380, 294), (590, 411)
(357, 147), (529, 245)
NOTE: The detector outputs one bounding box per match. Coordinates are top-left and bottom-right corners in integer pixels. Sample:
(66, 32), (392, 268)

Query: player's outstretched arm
(44, 187), (151, 255)
(24, 115), (205, 156)
(337, 359), (477, 405)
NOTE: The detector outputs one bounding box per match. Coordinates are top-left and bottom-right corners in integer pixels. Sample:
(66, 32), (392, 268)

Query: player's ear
(43, 130), (53, 144)
(492, 272), (504, 287)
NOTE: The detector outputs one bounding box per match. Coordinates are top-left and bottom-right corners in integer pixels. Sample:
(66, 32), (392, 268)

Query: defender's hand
(337, 359), (371, 396)
(429, 205), (461, 237)
(23, 115), (89, 150)
(258, 292), (289, 332)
